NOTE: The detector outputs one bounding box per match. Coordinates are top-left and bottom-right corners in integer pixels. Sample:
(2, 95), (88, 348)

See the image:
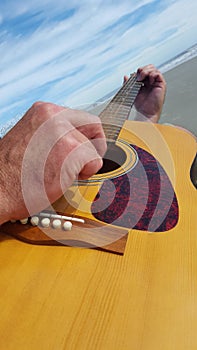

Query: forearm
(133, 109), (161, 123)
(0, 137), (17, 225)
(0, 199), (9, 225)
(0, 164), (10, 225)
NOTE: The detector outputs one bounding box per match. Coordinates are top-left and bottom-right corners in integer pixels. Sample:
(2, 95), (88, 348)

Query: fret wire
(101, 103), (131, 117)
(108, 87), (141, 106)
(99, 73), (143, 140)
(101, 116), (128, 121)
(103, 73), (136, 106)
(101, 109), (130, 116)
(117, 80), (141, 99)
(104, 127), (126, 141)
(100, 101), (132, 115)
(116, 84), (141, 95)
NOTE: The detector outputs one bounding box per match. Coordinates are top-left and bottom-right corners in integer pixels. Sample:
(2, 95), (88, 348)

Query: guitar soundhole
(97, 142), (126, 174)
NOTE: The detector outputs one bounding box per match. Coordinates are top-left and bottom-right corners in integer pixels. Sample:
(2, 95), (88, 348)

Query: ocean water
(159, 43), (197, 73)
(0, 43), (197, 138)
(77, 43), (197, 115)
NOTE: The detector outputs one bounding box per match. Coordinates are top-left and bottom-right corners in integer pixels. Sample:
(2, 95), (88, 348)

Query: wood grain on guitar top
(0, 122), (196, 349)
(0, 117), (196, 347)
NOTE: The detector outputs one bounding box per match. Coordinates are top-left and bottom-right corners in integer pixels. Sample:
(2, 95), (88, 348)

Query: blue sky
(0, 0), (197, 126)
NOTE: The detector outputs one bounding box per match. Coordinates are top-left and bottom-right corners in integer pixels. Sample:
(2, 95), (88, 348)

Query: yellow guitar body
(0, 121), (196, 349)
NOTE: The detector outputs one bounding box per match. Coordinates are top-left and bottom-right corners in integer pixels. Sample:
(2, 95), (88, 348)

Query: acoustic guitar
(0, 73), (196, 349)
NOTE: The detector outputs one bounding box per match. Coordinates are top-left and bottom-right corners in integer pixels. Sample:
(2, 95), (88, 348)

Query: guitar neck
(99, 73), (143, 141)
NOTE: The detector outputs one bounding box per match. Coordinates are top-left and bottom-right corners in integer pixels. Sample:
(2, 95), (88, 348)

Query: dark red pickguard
(91, 145), (179, 232)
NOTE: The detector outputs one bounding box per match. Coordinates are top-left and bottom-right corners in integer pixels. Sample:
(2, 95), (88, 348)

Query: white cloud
(0, 1), (150, 90)
(0, 0), (197, 125)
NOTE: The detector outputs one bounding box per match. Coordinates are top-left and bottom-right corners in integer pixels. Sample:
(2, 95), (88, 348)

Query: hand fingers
(137, 64), (166, 86)
(56, 130), (104, 188)
(35, 102), (103, 134)
(30, 102), (107, 157)
(123, 65), (165, 88)
(79, 157), (103, 180)
(56, 109), (107, 157)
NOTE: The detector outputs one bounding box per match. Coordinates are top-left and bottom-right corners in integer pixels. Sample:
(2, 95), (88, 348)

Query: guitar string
(61, 75), (142, 221)
(100, 74), (138, 127)
(59, 74), (143, 223)
(102, 76), (142, 140)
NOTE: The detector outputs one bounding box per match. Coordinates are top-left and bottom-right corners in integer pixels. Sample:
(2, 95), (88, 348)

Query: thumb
(123, 75), (129, 85)
(60, 139), (103, 190)
(79, 157), (103, 180)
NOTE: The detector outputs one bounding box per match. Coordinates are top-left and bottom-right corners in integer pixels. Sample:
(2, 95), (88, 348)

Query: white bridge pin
(20, 218), (28, 224)
(41, 217), (50, 228)
(38, 212), (85, 224)
(52, 219), (61, 229)
(63, 221), (72, 231)
(30, 216), (39, 226)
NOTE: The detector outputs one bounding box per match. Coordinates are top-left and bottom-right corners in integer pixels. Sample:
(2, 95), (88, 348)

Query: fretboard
(99, 73), (143, 141)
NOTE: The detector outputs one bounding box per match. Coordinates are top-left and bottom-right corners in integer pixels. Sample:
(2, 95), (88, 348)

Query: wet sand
(161, 56), (197, 136)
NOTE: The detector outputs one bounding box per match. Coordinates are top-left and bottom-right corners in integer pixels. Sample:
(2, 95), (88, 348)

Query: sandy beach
(161, 56), (197, 136)
(89, 56), (197, 137)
